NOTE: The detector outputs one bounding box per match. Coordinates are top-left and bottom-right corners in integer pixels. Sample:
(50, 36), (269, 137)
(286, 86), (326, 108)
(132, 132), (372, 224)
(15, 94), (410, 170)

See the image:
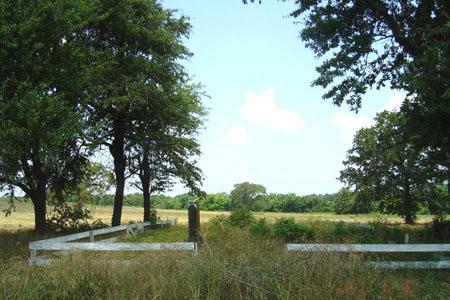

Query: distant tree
(200, 193), (231, 211)
(230, 182), (267, 211)
(340, 111), (440, 223)
(332, 187), (373, 215)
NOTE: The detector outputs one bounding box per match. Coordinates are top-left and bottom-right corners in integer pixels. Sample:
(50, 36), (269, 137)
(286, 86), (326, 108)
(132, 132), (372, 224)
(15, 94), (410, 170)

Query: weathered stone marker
(188, 201), (201, 243)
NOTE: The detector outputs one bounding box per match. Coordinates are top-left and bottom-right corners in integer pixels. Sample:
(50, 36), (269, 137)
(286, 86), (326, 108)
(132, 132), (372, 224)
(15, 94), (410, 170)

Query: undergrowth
(0, 219), (449, 299)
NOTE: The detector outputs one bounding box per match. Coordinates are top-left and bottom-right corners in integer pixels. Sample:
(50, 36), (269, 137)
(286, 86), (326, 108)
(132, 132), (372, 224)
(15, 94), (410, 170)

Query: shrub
(228, 205), (254, 228)
(273, 218), (314, 242)
(333, 221), (346, 236)
(428, 219), (450, 242)
(46, 202), (107, 233)
(207, 215), (230, 231)
(250, 218), (271, 236)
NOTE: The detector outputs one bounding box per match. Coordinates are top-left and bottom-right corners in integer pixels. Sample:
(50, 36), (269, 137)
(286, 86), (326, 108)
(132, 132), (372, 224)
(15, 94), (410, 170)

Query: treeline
(84, 179), (448, 216)
(86, 192), (335, 213)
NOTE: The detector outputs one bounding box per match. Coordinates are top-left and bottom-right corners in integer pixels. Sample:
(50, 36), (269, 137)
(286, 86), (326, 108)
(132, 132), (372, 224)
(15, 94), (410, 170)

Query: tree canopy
(244, 0), (450, 214)
(0, 0), (206, 230)
(230, 182), (267, 210)
(340, 111), (443, 223)
(0, 0), (93, 231)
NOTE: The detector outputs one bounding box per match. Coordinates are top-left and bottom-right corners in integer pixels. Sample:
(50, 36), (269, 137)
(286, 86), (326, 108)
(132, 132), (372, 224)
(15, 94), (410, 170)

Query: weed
(273, 218), (315, 242)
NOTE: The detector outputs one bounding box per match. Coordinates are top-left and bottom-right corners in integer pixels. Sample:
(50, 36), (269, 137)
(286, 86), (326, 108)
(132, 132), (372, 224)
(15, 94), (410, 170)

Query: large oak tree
(0, 0), (93, 231)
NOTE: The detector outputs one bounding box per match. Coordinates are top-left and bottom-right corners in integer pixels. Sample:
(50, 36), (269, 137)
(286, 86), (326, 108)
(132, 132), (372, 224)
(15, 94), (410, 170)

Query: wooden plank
(368, 261), (450, 269)
(29, 220), (175, 246)
(29, 224), (129, 245)
(30, 242), (197, 251)
(286, 243), (450, 252)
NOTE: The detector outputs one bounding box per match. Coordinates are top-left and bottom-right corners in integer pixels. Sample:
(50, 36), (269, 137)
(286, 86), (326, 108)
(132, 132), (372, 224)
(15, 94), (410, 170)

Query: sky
(159, 0), (406, 197)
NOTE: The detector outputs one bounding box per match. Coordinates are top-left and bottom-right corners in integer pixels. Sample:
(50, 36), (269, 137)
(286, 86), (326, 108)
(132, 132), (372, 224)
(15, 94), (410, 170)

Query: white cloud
(332, 111), (375, 142)
(240, 89), (304, 131)
(222, 126), (248, 146)
(381, 91), (404, 112)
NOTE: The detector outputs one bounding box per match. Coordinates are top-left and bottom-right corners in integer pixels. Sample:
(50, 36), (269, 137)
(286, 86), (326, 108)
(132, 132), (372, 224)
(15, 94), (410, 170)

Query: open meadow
(0, 198), (434, 231)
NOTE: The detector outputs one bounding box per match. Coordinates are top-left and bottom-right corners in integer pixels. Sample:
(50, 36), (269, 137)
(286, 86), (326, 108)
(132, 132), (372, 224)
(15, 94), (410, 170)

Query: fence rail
(31, 242), (196, 252)
(29, 219), (175, 246)
(286, 243), (450, 252)
(28, 219), (195, 266)
(286, 243), (450, 269)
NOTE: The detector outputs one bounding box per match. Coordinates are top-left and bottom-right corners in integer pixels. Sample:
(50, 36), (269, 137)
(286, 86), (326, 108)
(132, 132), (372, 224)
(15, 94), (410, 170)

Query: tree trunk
(403, 184), (415, 225)
(110, 121), (126, 227)
(30, 187), (48, 232)
(405, 214), (414, 225)
(141, 151), (151, 222)
(143, 183), (151, 222)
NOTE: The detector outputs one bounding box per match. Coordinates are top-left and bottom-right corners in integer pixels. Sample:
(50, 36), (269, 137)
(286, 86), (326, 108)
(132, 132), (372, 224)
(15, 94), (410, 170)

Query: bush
(228, 205), (254, 228)
(428, 219), (450, 242)
(250, 218), (271, 236)
(207, 215), (230, 231)
(46, 202), (107, 233)
(273, 218), (314, 242)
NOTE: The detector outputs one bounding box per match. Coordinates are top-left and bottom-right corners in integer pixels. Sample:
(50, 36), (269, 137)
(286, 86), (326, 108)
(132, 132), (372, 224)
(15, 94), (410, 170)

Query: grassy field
(0, 198), (434, 230)
(0, 198), (449, 299)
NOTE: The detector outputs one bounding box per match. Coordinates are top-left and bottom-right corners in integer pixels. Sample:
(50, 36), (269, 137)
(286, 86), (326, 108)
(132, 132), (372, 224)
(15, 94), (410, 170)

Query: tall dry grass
(1, 223), (449, 299)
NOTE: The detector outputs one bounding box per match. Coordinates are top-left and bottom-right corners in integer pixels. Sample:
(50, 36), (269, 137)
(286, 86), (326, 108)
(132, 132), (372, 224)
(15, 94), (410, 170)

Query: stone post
(188, 201), (201, 243)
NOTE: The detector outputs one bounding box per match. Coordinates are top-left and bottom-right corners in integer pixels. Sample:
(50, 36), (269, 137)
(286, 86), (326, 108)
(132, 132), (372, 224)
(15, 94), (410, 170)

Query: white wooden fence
(29, 219), (198, 266)
(286, 243), (450, 269)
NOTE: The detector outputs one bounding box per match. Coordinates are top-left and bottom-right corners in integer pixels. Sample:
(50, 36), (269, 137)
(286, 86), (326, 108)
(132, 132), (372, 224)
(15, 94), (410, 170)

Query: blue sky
(162, 0), (404, 196)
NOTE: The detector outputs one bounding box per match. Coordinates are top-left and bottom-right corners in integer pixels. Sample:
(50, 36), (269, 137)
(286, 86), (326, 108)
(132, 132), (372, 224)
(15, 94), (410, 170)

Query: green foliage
(230, 182), (266, 210)
(228, 205), (254, 228)
(272, 218), (314, 242)
(46, 201), (107, 233)
(285, 0), (450, 213)
(340, 111), (441, 223)
(249, 218), (271, 236)
(81, 0), (206, 226)
(205, 215), (231, 232)
(333, 188), (356, 214)
(199, 193), (231, 211)
(428, 219), (450, 243)
(0, 0), (94, 231)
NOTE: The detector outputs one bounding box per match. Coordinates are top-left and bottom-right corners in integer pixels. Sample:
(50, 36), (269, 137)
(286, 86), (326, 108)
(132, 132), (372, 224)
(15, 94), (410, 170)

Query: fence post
(30, 249), (37, 266)
(89, 230), (94, 242)
(405, 233), (410, 244)
(188, 201), (201, 243)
